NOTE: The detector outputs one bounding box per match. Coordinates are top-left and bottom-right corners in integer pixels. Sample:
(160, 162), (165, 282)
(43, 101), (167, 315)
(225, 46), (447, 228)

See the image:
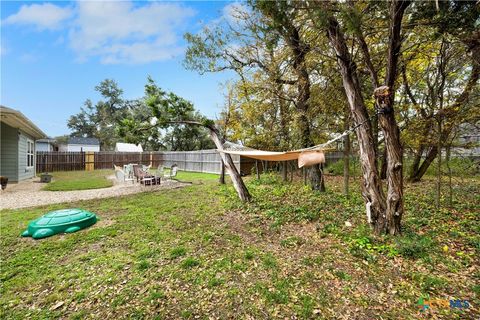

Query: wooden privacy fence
(37, 150), (240, 174)
(37, 150), (348, 174)
(36, 152), (86, 172)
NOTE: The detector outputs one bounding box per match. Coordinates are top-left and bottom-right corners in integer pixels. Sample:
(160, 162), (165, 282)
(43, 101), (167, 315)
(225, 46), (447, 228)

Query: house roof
(68, 137), (100, 145)
(37, 138), (57, 144)
(115, 142), (143, 152)
(0, 105), (47, 139)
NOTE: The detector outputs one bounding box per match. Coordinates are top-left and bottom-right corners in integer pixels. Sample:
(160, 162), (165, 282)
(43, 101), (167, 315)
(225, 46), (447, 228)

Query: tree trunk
(208, 128), (251, 202)
(446, 144), (453, 207)
(168, 120), (251, 202)
(320, 164), (326, 192)
(376, 89), (404, 235)
(435, 119), (442, 209)
(281, 162), (288, 182)
(219, 159), (225, 184)
(255, 160), (260, 180)
(310, 164), (325, 192)
(380, 147), (388, 180)
(408, 146), (424, 181)
(326, 0), (409, 235)
(343, 132), (350, 197)
(410, 146), (438, 182)
(326, 17), (386, 230)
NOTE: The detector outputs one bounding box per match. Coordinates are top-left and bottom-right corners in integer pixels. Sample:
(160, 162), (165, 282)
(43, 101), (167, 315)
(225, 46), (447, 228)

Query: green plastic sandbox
(21, 208), (97, 239)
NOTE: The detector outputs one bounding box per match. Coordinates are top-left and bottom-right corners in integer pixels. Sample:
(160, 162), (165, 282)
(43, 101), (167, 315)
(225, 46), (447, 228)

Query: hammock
(220, 142), (338, 168)
(218, 111), (375, 168)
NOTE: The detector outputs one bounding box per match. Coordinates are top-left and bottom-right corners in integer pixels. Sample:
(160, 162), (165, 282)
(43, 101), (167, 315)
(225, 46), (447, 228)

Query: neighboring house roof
(115, 142), (143, 152)
(68, 137), (100, 145)
(36, 138), (57, 144)
(0, 105), (47, 139)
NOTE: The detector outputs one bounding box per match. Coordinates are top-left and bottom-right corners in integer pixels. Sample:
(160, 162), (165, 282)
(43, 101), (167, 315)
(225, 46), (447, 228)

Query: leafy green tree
(67, 79), (126, 150)
(119, 77), (214, 151)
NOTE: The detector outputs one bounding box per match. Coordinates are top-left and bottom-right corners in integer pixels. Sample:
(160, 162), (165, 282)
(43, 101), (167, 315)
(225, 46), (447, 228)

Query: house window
(27, 139), (34, 168)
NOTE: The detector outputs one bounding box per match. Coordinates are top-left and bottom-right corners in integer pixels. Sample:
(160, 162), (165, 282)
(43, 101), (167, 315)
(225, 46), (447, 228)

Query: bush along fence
(36, 150), (348, 174)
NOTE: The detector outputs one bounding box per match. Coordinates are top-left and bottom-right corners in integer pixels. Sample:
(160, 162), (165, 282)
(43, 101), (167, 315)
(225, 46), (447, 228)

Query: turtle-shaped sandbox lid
(22, 209), (97, 239)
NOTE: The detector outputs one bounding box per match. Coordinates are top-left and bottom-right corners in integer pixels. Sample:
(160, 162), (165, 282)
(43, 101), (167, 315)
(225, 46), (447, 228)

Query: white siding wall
(36, 142), (53, 151)
(67, 145), (100, 152)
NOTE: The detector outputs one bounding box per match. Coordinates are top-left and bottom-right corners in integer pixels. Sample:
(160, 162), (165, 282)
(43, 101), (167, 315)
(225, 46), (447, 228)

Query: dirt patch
(0, 177), (187, 210)
(95, 218), (115, 228)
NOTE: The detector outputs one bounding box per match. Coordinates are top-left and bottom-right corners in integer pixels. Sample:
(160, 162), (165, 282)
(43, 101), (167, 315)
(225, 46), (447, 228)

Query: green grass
(175, 170), (221, 181)
(1, 171), (478, 319)
(42, 170), (113, 191)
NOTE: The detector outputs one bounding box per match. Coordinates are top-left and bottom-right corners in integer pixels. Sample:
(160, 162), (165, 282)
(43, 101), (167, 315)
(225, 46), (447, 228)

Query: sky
(1, 1), (238, 137)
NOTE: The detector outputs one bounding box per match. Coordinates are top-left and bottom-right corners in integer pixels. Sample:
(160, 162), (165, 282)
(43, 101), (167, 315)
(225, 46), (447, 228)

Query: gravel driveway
(0, 176), (183, 210)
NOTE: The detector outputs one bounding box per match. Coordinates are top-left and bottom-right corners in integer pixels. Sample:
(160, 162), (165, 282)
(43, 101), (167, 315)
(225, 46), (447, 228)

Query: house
(115, 142), (143, 152)
(36, 138), (57, 151)
(453, 123), (480, 159)
(63, 137), (100, 152)
(0, 106), (47, 182)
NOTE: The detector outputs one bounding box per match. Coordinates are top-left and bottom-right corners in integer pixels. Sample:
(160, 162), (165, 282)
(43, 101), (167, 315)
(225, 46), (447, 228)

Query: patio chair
(114, 167), (125, 182)
(114, 165), (134, 184)
(163, 164), (178, 180)
(123, 165), (135, 183)
(133, 164), (154, 186)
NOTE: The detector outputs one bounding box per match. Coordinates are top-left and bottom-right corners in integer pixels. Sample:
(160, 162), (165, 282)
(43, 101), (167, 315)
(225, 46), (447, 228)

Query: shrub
(169, 246), (187, 259)
(395, 235), (434, 260)
(181, 257), (200, 268)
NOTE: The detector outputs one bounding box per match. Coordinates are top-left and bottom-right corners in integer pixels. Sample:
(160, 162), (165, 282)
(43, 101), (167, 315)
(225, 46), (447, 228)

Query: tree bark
(380, 147), (388, 180)
(326, 16), (386, 225)
(375, 88), (404, 235)
(255, 160), (260, 179)
(408, 146), (424, 181)
(168, 120), (251, 202)
(371, 0), (410, 235)
(435, 119), (442, 209)
(446, 144), (453, 207)
(281, 162), (288, 182)
(207, 126), (251, 202)
(310, 164), (326, 192)
(219, 159), (226, 184)
(326, 0), (410, 235)
(343, 132), (350, 197)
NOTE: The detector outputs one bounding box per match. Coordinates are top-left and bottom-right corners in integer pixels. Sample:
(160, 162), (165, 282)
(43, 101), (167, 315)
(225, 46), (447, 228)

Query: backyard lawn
(42, 170), (114, 191)
(1, 171), (478, 319)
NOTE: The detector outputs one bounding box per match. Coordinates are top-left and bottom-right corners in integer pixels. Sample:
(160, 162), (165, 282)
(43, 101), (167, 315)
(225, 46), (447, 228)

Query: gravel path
(0, 176), (184, 210)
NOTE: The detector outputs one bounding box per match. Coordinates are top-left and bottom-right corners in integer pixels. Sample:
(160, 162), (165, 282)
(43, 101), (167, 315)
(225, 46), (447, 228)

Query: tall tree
(405, 1), (480, 181)
(185, 2), (331, 190)
(312, 0), (410, 235)
(68, 79), (126, 150)
(120, 78), (251, 202)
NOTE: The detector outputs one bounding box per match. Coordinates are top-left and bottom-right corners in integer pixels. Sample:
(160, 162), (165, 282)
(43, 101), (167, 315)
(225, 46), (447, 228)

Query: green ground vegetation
(1, 171), (478, 319)
(42, 170), (113, 191)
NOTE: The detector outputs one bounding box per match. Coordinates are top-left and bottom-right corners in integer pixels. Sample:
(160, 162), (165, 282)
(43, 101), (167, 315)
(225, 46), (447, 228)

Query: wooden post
(85, 152), (94, 171)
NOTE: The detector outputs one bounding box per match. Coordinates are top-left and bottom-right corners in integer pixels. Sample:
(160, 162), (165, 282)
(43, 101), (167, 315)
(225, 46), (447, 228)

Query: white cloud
(3, 1), (195, 64)
(3, 3), (73, 30)
(69, 1), (196, 64)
